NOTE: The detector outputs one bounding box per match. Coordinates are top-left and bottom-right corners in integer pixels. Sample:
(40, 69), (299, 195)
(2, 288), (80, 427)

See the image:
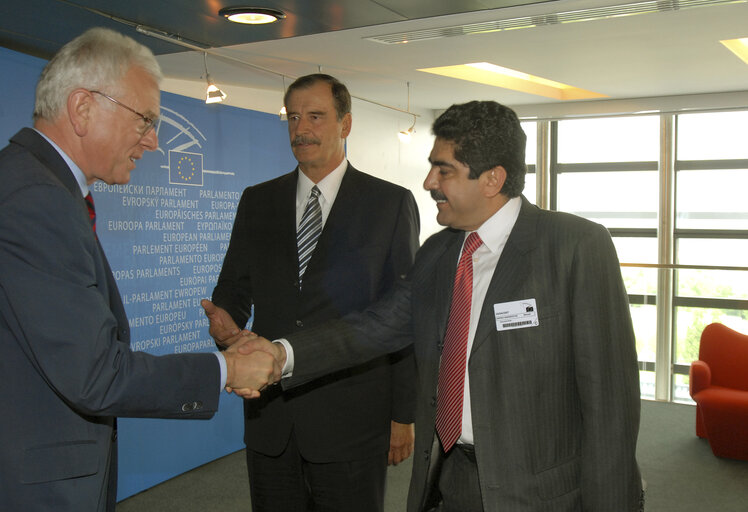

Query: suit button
(194, 401), (203, 410)
(293, 280), (300, 288)
(430, 396), (437, 407)
(112, 430), (117, 442)
(181, 402), (195, 412)
(295, 320), (304, 328)
(424, 450), (430, 460)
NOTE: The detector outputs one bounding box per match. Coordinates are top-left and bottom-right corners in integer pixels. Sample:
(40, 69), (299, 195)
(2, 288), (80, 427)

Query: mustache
(292, 135), (321, 146)
(430, 190), (446, 201)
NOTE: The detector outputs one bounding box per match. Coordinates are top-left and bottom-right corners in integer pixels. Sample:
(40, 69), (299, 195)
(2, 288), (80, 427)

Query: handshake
(203, 299), (288, 399)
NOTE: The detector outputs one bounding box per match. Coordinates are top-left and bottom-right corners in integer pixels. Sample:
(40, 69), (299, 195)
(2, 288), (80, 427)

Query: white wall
(345, 99), (439, 243)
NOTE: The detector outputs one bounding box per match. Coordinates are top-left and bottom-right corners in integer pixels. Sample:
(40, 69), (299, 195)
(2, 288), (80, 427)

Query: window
(520, 109), (747, 403)
(521, 121), (537, 204)
(672, 110), (748, 402)
(554, 116), (661, 396)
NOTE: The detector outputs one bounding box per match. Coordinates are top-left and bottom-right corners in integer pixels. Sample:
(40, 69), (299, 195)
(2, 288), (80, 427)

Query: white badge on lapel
(493, 298), (539, 331)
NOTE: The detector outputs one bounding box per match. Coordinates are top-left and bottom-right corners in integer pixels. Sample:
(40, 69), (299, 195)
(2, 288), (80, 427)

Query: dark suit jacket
(212, 164), (419, 462)
(284, 197), (643, 511)
(0, 129), (221, 512)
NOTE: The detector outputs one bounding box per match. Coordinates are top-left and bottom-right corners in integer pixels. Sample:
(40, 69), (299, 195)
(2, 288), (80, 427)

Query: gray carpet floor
(117, 400), (748, 511)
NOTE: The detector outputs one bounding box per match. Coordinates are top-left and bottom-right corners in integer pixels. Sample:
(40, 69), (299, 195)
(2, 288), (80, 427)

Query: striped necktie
(435, 232), (483, 452)
(84, 192), (96, 232)
(297, 186), (322, 286)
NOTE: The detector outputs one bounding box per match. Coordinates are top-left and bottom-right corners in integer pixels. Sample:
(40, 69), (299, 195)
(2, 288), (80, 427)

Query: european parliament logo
(169, 150), (203, 186)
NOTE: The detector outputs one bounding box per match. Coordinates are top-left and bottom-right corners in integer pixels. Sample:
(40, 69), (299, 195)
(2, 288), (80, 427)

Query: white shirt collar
(296, 158), (348, 210)
(471, 196), (522, 254)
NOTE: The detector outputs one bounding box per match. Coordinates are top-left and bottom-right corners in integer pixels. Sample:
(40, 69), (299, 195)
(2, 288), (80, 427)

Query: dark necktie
(435, 232), (483, 452)
(296, 186), (322, 286)
(84, 192), (96, 232)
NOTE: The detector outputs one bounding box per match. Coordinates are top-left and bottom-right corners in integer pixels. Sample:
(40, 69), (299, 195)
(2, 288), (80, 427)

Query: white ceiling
(155, 0), (748, 116)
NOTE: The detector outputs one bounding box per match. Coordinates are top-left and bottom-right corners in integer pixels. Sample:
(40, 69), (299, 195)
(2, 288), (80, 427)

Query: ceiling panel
(1, 0), (746, 113)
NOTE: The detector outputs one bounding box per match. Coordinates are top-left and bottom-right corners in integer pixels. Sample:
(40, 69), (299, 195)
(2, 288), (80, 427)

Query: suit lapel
(11, 129), (130, 341)
(277, 170), (301, 274)
(434, 231), (464, 346)
(471, 197), (539, 354)
(302, 163), (359, 277)
(12, 129), (82, 201)
(314, 163), (358, 247)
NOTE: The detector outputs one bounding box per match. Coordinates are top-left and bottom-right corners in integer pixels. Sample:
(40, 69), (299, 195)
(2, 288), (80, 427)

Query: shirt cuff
(214, 352), (227, 389)
(274, 339), (294, 377)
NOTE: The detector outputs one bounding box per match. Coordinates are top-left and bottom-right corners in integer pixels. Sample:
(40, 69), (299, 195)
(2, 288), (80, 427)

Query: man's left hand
(388, 421), (414, 465)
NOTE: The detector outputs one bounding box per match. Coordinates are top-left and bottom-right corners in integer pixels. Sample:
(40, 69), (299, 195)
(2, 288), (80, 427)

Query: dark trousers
(246, 429), (387, 512)
(437, 444), (483, 512)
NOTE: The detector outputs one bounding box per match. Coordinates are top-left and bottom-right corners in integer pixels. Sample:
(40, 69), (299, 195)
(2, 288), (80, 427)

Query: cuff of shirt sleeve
(214, 352), (227, 389)
(275, 339), (294, 378)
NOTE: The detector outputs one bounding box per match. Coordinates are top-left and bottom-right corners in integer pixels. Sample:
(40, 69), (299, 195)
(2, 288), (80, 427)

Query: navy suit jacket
(284, 198), (642, 511)
(212, 164), (419, 461)
(0, 129), (221, 511)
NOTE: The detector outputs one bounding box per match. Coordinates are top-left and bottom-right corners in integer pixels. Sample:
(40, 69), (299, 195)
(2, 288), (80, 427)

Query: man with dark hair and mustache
(233, 100), (643, 511)
(201, 74), (420, 512)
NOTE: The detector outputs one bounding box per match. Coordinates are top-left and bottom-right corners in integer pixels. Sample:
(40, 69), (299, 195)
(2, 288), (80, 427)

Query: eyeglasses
(89, 90), (158, 136)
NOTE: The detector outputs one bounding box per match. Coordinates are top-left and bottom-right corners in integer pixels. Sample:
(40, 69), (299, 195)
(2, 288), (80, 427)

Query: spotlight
(219, 7), (286, 24)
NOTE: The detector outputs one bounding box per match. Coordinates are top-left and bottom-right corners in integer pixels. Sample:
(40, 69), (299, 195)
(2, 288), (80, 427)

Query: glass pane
(640, 370), (655, 400)
(613, 237), (658, 296)
(677, 111), (748, 160)
(677, 238), (748, 270)
(523, 172), (536, 205)
(557, 116), (659, 163)
(674, 306), (748, 365)
(673, 374), (693, 404)
(676, 268), (748, 301)
(622, 267), (658, 297)
(613, 236), (658, 265)
(557, 171), (658, 228)
(631, 304), (657, 363)
(521, 121), (537, 166)
(676, 168), (748, 230)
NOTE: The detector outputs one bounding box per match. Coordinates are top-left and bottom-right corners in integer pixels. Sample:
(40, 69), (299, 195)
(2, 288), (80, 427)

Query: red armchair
(689, 322), (748, 461)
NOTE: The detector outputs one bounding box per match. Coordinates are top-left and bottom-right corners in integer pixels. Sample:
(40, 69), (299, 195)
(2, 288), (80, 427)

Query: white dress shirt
(277, 158), (349, 376)
(458, 196), (521, 445)
(295, 158), (348, 229)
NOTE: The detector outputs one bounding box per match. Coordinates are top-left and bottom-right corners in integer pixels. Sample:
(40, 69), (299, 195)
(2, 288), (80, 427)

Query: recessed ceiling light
(219, 7), (286, 25)
(418, 62), (607, 101)
(721, 37), (748, 65)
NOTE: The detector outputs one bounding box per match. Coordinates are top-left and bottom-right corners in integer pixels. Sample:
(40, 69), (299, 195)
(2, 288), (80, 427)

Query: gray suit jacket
(285, 197), (642, 511)
(0, 129), (221, 511)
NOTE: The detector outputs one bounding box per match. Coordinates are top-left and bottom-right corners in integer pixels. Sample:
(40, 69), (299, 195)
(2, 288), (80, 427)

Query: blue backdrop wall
(0, 45), (296, 500)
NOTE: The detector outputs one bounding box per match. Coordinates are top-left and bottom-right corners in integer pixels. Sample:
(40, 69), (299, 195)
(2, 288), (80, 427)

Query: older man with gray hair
(0, 27), (277, 512)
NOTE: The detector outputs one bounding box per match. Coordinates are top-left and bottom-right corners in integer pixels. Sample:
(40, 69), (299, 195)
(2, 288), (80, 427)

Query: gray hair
(33, 27), (162, 121)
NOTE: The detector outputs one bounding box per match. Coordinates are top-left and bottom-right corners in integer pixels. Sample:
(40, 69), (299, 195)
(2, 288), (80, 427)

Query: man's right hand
(223, 336), (282, 399)
(228, 337), (288, 399)
(201, 299), (241, 348)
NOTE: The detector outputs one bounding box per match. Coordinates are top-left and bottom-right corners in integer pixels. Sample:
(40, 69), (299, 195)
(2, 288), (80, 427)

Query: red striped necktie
(84, 192), (96, 232)
(435, 231), (483, 452)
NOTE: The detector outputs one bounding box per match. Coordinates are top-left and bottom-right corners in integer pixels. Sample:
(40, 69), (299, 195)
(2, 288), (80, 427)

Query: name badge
(493, 299), (539, 331)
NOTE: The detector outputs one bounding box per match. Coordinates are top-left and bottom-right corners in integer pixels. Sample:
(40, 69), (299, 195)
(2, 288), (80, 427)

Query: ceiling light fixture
(721, 37), (748, 65)
(203, 53), (227, 104)
(418, 62), (606, 100)
(219, 6), (286, 24)
(398, 82), (416, 143)
(133, 26), (416, 119)
(279, 75), (288, 120)
(367, 0), (744, 44)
